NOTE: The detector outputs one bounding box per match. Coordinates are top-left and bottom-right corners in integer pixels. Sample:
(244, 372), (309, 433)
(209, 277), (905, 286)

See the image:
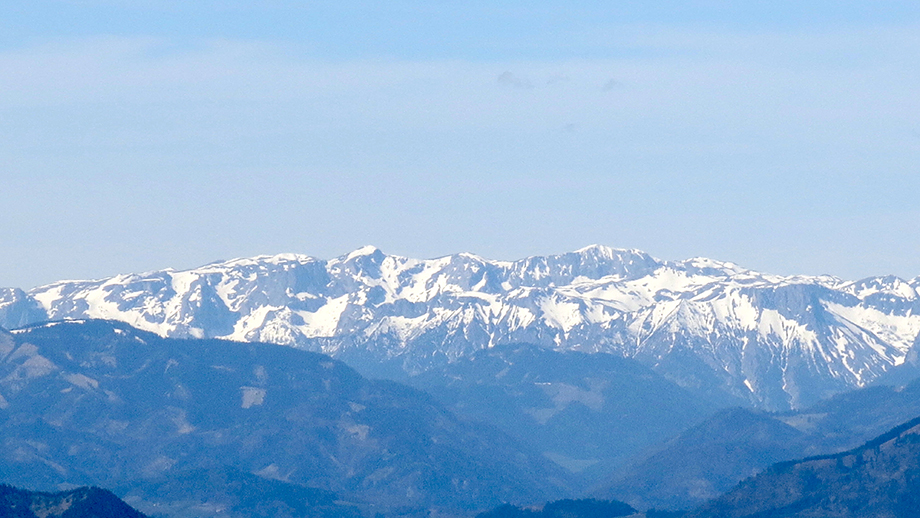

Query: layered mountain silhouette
(0, 321), (565, 516)
(6, 317), (920, 516)
(406, 344), (731, 484)
(596, 378), (920, 510)
(686, 415), (920, 517)
(3, 246), (919, 410)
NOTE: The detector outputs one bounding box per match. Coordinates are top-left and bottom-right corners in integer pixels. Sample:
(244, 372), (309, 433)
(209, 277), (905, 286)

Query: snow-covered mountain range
(2, 245), (919, 410)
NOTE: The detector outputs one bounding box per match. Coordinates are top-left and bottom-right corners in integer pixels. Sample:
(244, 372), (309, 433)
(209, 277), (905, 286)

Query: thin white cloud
(601, 79), (621, 91)
(497, 71), (533, 89)
(1, 28), (918, 161)
(2, 25), (920, 287)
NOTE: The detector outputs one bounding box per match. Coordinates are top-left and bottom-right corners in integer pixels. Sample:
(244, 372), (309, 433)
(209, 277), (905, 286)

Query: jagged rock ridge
(2, 245), (919, 410)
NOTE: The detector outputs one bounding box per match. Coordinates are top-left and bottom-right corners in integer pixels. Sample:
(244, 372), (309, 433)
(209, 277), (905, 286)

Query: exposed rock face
(0, 288), (46, 330)
(4, 246), (920, 410)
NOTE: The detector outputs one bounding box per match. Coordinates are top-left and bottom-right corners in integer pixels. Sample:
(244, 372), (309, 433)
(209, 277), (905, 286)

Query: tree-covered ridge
(0, 319), (565, 516)
(476, 498), (636, 518)
(686, 416), (920, 517)
(0, 484), (147, 518)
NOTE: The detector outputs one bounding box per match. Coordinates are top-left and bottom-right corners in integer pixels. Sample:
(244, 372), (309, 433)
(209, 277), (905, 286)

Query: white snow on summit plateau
(3, 245), (919, 410)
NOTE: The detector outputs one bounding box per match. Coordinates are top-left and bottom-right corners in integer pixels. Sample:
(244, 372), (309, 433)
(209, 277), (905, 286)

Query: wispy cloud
(496, 71), (533, 89)
(2, 28), (918, 157)
(546, 73), (569, 85)
(601, 78), (621, 91)
(2, 25), (920, 284)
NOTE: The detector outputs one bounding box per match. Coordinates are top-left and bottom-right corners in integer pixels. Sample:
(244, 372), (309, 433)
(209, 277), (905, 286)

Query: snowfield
(2, 245), (919, 410)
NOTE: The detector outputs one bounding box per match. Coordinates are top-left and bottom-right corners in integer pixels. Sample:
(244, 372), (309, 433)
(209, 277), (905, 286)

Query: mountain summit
(2, 246), (919, 410)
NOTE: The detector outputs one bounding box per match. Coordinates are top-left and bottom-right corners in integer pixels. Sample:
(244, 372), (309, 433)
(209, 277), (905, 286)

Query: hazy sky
(2, 1), (920, 288)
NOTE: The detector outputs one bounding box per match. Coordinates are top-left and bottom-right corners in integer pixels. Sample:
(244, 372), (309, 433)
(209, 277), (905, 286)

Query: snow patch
(241, 386), (267, 408)
(64, 373), (99, 390)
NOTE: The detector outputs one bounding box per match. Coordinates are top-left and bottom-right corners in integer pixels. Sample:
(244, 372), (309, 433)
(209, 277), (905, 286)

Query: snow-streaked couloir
(2, 245), (919, 410)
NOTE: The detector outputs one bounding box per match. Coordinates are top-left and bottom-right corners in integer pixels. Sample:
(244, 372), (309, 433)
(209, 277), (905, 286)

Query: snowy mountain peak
(845, 275), (919, 300)
(4, 246), (920, 411)
(573, 244), (644, 260)
(678, 256), (748, 276)
(342, 245), (384, 261)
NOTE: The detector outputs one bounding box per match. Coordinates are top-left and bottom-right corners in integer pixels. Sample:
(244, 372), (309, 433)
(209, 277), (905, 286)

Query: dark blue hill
(0, 484), (147, 518)
(686, 415), (920, 517)
(0, 320), (567, 516)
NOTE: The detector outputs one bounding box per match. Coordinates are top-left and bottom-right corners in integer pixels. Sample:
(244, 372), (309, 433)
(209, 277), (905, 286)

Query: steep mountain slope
(595, 378), (920, 511)
(0, 320), (566, 516)
(686, 416), (920, 518)
(0, 484), (148, 518)
(595, 408), (807, 510)
(0, 289), (45, 330)
(4, 246), (920, 410)
(407, 344), (730, 483)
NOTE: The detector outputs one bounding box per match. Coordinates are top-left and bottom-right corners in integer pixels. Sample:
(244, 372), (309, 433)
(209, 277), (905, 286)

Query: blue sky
(2, 1), (920, 288)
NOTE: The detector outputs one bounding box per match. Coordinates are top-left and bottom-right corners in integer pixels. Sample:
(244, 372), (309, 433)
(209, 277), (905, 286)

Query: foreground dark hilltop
(0, 484), (147, 518)
(597, 376), (920, 510)
(686, 415), (920, 517)
(512, 414), (920, 518)
(0, 321), (564, 517)
(0, 319), (736, 514)
(476, 498), (636, 518)
(7, 318), (920, 517)
(2, 246), (919, 410)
